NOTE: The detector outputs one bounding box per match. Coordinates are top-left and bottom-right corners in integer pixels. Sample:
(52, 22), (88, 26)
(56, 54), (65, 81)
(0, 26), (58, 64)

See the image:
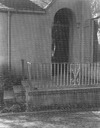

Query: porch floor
(22, 79), (100, 91)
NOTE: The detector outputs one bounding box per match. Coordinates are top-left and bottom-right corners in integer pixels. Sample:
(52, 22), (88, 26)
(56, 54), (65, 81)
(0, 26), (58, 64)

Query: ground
(0, 111), (100, 128)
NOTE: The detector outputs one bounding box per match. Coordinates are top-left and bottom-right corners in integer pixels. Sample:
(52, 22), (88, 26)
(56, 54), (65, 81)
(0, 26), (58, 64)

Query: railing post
(78, 64), (81, 85)
(81, 63), (84, 85)
(60, 63), (63, 86)
(54, 63), (56, 85)
(57, 63), (59, 86)
(27, 62), (32, 82)
(97, 63), (99, 85)
(70, 64), (71, 85)
(93, 63), (95, 85)
(84, 64), (87, 85)
(67, 63), (69, 86)
(21, 59), (25, 80)
(91, 63), (93, 85)
(63, 63), (66, 86)
(87, 63), (89, 85)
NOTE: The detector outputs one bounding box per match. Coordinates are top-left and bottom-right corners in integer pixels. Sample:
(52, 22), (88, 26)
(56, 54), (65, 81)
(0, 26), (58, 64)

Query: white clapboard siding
(84, 19), (94, 63)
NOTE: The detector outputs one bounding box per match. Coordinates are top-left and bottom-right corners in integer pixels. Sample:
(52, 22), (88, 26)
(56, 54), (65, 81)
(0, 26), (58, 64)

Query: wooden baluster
(21, 59), (25, 80)
(94, 63), (96, 85)
(78, 64), (80, 85)
(87, 63), (90, 85)
(92, 63), (94, 85)
(97, 63), (99, 85)
(70, 64), (72, 85)
(51, 63), (52, 81)
(42, 63), (45, 89)
(60, 63), (63, 86)
(50, 63), (52, 89)
(40, 63), (42, 82)
(85, 63), (87, 85)
(27, 62), (32, 83)
(96, 63), (98, 85)
(81, 64), (84, 85)
(53, 63), (55, 85)
(57, 63), (59, 86)
(91, 63), (93, 85)
(63, 63), (66, 86)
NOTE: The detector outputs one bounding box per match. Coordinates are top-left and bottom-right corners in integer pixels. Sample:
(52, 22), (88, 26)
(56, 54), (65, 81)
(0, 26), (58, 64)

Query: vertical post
(63, 63), (66, 86)
(57, 63), (59, 86)
(78, 64), (80, 85)
(91, 63), (93, 85)
(25, 62), (32, 112)
(70, 64), (72, 85)
(53, 63), (56, 85)
(60, 63), (62, 86)
(40, 63), (42, 81)
(87, 63), (90, 85)
(85, 63), (87, 85)
(7, 11), (11, 74)
(97, 63), (99, 85)
(27, 62), (32, 82)
(50, 63), (52, 87)
(94, 63), (96, 85)
(21, 59), (25, 80)
(82, 63), (84, 85)
(67, 63), (69, 85)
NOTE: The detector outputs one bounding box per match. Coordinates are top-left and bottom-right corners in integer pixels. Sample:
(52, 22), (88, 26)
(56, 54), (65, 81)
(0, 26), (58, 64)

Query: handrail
(26, 62), (100, 89)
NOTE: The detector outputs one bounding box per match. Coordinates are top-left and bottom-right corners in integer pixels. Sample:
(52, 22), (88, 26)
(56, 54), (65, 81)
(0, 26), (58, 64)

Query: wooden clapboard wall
(84, 19), (94, 63)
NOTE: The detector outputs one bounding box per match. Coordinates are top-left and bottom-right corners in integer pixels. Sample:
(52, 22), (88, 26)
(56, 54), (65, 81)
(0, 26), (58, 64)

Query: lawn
(0, 111), (99, 128)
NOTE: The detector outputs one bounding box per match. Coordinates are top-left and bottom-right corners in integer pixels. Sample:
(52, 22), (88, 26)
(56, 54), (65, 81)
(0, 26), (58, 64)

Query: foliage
(0, 72), (22, 90)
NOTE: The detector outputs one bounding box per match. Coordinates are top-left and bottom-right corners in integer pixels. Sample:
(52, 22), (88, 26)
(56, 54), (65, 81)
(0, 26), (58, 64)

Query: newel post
(27, 62), (32, 82)
(21, 59), (25, 80)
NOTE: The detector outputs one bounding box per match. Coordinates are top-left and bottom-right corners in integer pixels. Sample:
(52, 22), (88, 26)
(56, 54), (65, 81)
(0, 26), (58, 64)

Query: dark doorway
(52, 8), (73, 63)
(93, 20), (99, 62)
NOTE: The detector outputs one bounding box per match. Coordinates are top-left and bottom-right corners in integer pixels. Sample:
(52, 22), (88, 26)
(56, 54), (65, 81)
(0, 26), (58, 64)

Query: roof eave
(43, 0), (56, 11)
(0, 7), (46, 14)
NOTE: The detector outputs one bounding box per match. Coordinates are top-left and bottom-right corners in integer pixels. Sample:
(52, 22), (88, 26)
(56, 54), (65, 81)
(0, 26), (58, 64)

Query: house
(0, 0), (99, 83)
(0, 0), (100, 111)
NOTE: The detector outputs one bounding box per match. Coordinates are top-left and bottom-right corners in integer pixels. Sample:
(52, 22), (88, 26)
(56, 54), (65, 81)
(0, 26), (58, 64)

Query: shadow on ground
(0, 111), (100, 128)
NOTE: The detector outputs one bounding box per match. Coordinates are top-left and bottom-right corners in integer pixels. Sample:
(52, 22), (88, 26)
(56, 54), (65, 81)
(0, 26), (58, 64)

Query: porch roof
(0, 0), (54, 12)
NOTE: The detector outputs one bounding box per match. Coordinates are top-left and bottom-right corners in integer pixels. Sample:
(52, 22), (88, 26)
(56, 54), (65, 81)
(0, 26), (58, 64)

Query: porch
(22, 62), (100, 90)
(20, 62), (100, 112)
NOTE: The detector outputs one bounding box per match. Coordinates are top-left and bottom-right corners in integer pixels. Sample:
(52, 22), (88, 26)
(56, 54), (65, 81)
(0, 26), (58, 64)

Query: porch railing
(25, 62), (100, 88)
